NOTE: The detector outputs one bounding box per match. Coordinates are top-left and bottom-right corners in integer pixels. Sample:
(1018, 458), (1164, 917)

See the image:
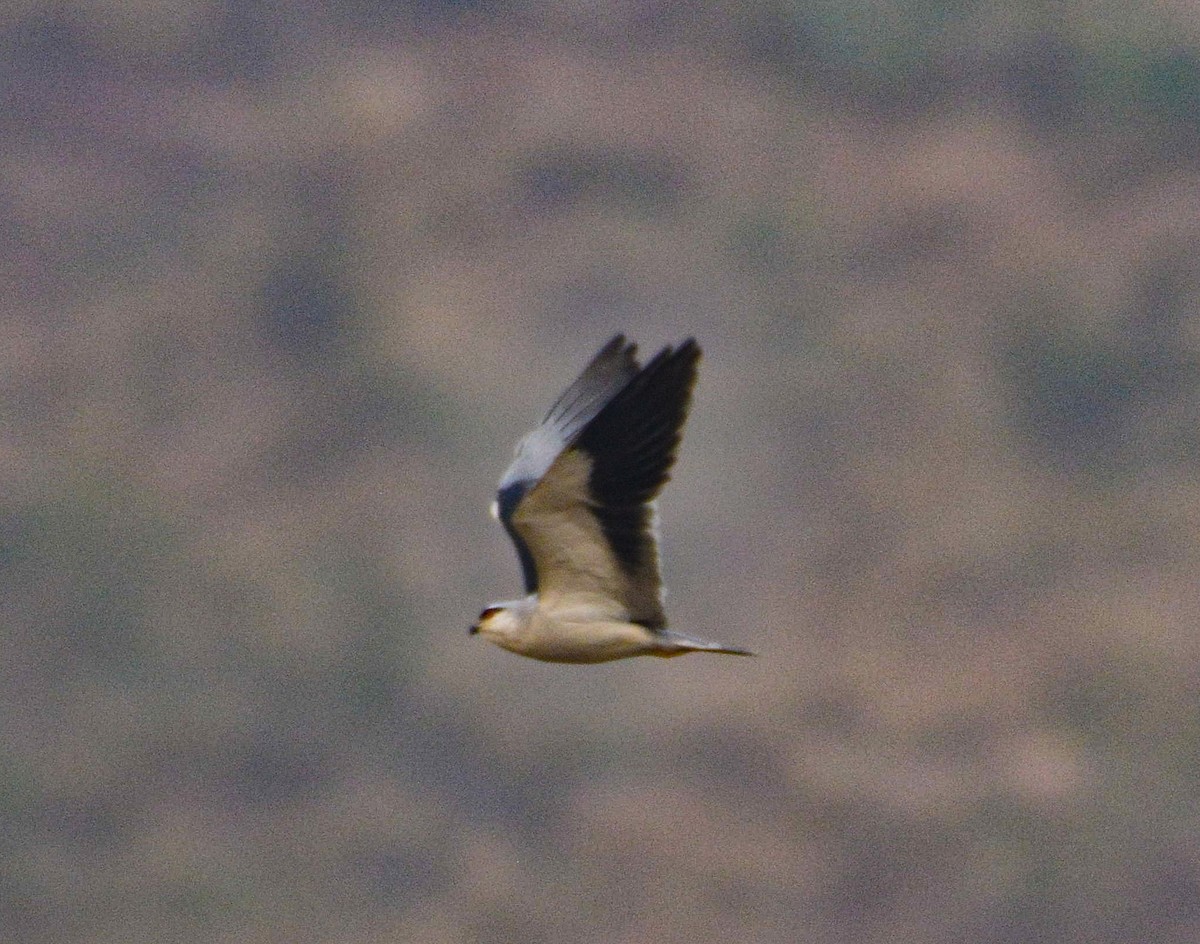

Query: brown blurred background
(3, 2), (1200, 942)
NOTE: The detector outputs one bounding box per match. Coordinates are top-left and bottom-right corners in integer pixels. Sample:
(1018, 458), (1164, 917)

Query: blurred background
(3, 2), (1200, 942)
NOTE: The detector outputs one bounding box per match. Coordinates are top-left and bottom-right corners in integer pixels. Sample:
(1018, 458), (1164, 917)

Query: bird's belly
(499, 618), (658, 664)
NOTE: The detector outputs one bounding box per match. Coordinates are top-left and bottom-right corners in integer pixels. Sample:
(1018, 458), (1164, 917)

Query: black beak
(468, 623), (479, 635)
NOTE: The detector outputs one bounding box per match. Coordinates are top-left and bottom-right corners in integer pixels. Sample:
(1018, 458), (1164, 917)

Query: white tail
(657, 630), (755, 657)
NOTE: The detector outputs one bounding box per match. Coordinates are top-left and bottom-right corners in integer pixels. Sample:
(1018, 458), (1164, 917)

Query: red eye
(479, 606), (502, 621)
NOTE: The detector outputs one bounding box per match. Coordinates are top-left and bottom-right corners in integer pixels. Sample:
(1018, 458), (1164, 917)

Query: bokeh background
(5, 2), (1200, 942)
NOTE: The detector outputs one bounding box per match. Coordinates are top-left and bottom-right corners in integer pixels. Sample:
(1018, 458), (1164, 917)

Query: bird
(471, 334), (753, 663)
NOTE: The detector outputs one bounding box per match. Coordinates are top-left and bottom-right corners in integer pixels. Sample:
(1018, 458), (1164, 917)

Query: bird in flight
(471, 335), (753, 663)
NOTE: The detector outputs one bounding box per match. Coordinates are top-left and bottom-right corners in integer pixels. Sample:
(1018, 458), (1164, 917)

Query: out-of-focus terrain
(4, 3), (1200, 942)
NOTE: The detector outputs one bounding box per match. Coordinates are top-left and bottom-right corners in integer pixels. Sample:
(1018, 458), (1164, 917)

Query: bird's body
(471, 335), (752, 663)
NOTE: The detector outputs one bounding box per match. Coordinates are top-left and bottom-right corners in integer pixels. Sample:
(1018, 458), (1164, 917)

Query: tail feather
(657, 630), (755, 657)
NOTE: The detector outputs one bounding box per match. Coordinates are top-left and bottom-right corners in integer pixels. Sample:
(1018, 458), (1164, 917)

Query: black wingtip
(596, 333), (637, 366)
(638, 336), (701, 378)
(571, 335), (704, 575)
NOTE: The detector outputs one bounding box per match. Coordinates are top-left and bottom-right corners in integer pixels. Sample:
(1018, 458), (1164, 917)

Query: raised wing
(494, 335), (641, 594)
(501, 337), (701, 628)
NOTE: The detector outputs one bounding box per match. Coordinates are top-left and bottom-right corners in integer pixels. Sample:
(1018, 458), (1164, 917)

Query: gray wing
(497, 336), (702, 629)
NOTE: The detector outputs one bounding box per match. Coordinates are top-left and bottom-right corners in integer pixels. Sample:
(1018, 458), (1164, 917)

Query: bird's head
(470, 604), (521, 641)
